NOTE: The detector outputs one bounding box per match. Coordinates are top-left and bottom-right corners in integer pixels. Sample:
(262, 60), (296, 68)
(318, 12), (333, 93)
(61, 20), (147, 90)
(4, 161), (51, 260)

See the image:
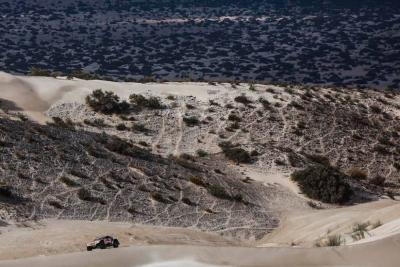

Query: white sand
(0, 72), (284, 122)
(1, 233), (400, 267)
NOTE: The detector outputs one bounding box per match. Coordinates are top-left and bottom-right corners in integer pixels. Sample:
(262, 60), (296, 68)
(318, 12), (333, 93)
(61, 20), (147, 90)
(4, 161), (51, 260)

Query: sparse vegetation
(371, 220), (383, 229)
(315, 234), (344, 247)
(352, 222), (370, 241)
(129, 94), (165, 109)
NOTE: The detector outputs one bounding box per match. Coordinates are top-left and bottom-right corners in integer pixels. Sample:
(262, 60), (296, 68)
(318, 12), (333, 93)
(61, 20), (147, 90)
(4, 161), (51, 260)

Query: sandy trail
(0, 220), (237, 261)
(1, 233), (400, 267)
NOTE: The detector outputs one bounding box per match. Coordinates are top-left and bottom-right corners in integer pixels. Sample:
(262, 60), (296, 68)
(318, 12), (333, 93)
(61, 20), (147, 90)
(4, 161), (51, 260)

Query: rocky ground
(0, 110), (304, 241)
(47, 82), (400, 198)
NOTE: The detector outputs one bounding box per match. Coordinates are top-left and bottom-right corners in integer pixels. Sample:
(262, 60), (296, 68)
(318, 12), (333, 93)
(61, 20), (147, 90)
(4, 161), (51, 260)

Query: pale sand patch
(239, 168), (301, 196)
(0, 72), (286, 123)
(1, 233), (400, 267)
(261, 199), (400, 247)
(0, 219), (237, 261)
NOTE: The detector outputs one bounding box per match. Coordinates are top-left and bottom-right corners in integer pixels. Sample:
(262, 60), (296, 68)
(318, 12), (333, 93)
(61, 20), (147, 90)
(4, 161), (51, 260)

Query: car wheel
(98, 241), (106, 249)
(87, 247), (93, 251)
(113, 239), (119, 248)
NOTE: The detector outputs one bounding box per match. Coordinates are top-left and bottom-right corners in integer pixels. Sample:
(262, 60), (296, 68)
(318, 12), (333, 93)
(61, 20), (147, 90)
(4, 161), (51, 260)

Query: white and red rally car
(86, 236), (120, 251)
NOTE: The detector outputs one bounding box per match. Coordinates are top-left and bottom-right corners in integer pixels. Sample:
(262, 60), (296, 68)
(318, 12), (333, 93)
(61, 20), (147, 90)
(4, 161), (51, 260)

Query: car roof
(95, 236), (112, 240)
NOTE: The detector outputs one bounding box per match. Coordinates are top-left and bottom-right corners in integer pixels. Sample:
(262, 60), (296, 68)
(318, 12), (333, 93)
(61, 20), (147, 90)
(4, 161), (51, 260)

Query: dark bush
(60, 176), (80, 187)
(132, 123), (148, 132)
(183, 116), (199, 126)
(370, 175), (386, 186)
(116, 123), (127, 131)
(86, 89), (129, 114)
(218, 142), (251, 164)
(129, 94), (165, 109)
(151, 192), (173, 204)
(49, 117), (75, 130)
(48, 199), (64, 209)
(348, 168), (368, 180)
(291, 164), (353, 204)
(83, 118), (107, 128)
(189, 176), (208, 187)
(28, 67), (52, 77)
(68, 69), (99, 80)
(77, 188), (106, 205)
(234, 95), (252, 105)
(138, 141), (148, 147)
(258, 98), (271, 110)
(370, 105), (382, 113)
(228, 113), (241, 122)
(196, 149), (208, 157)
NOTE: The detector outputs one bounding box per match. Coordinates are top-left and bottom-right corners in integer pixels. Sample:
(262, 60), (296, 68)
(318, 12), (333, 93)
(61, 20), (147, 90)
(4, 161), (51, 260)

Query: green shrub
(129, 94), (165, 109)
(291, 163), (352, 204)
(86, 89), (129, 114)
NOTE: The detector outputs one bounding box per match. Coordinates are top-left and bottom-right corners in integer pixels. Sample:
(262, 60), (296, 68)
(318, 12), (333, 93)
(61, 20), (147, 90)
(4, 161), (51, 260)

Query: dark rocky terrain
(0, 113), (301, 240)
(0, 0), (399, 87)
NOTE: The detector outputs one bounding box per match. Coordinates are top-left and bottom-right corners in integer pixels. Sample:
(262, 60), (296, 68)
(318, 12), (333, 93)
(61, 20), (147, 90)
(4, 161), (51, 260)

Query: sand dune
(1, 232), (400, 267)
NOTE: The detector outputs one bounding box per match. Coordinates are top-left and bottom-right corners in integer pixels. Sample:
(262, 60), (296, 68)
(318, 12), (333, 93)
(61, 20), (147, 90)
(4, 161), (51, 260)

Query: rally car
(86, 236), (120, 251)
